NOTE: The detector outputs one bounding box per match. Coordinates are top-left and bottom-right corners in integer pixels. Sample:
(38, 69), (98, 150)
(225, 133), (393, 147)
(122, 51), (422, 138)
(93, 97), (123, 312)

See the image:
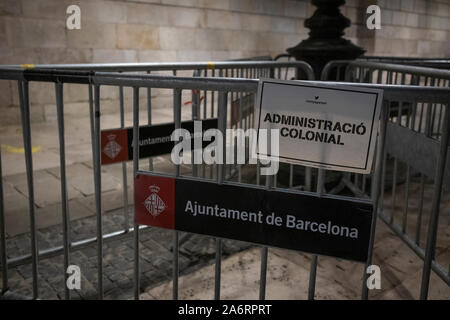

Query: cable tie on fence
(206, 62), (215, 70)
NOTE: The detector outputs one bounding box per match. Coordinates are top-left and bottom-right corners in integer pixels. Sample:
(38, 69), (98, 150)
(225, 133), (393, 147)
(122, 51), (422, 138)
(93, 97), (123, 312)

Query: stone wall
(346, 0), (450, 57)
(0, 0), (449, 125)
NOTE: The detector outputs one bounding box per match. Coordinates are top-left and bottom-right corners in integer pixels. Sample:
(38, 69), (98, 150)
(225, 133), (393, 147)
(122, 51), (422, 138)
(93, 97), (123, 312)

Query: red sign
(133, 172), (374, 262)
(101, 119), (218, 165)
(134, 174), (175, 229)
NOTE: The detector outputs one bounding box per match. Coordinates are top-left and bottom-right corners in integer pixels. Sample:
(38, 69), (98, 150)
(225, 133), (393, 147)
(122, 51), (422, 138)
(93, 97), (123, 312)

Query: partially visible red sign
(134, 174), (175, 230)
(100, 129), (129, 165)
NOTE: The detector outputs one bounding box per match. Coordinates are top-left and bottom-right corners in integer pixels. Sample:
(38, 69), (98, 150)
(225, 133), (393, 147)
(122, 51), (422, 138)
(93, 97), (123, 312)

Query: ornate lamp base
(287, 0), (365, 79)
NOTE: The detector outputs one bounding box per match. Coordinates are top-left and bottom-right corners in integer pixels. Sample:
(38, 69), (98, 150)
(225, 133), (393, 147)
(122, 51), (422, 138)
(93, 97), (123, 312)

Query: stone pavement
(143, 219), (450, 300)
(3, 206), (252, 299)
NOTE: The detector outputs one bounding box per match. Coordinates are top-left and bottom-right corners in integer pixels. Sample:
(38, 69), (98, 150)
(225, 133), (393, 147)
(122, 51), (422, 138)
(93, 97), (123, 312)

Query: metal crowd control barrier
(321, 60), (450, 299)
(0, 60), (314, 300)
(0, 64), (448, 300)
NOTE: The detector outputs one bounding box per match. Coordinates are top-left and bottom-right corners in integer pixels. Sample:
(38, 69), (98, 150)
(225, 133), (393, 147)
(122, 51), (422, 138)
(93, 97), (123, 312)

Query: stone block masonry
(0, 0), (449, 125)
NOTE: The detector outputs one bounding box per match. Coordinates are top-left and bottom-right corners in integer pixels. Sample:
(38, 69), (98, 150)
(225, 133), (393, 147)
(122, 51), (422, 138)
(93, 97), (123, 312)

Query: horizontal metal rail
(359, 56), (450, 69)
(278, 54), (450, 69)
(0, 60), (314, 75)
(346, 61), (450, 80)
(322, 60), (450, 82)
(1, 69), (449, 102)
(299, 80), (450, 103)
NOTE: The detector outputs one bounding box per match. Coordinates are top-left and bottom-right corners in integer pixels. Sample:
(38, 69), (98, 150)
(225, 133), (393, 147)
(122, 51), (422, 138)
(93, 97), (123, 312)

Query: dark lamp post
(287, 0), (365, 79)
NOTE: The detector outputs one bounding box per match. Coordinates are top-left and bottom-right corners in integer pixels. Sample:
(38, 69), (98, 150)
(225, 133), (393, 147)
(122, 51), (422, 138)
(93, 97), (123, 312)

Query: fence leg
(215, 91), (228, 300)
(173, 88), (182, 300)
(55, 82), (71, 300)
(93, 85), (103, 299)
(259, 172), (273, 300)
(18, 80), (39, 300)
(260, 131), (278, 300)
(420, 104), (450, 300)
(308, 256), (318, 300)
(259, 246), (268, 300)
(133, 87), (141, 300)
(362, 101), (388, 300)
(119, 85), (129, 232)
(214, 238), (222, 300)
(308, 168), (324, 300)
(147, 71), (154, 172)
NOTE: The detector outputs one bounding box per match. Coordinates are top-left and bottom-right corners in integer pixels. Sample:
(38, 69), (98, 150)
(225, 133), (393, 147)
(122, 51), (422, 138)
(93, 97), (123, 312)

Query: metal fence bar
(17, 80), (39, 299)
(203, 69), (208, 120)
(87, 83), (99, 309)
(119, 84), (130, 232)
(147, 71), (154, 172)
(173, 88), (182, 300)
(362, 100), (389, 300)
(214, 91), (227, 300)
(211, 69), (215, 118)
(133, 86), (141, 300)
(55, 82), (71, 300)
(0, 61), (315, 79)
(307, 169), (325, 300)
(415, 173), (426, 245)
(93, 84), (103, 299)
(259, 173), (273, 300)
(192, 72), (201, 178)
(214, 238), (222, 300)
(259, 246), (268, 300)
